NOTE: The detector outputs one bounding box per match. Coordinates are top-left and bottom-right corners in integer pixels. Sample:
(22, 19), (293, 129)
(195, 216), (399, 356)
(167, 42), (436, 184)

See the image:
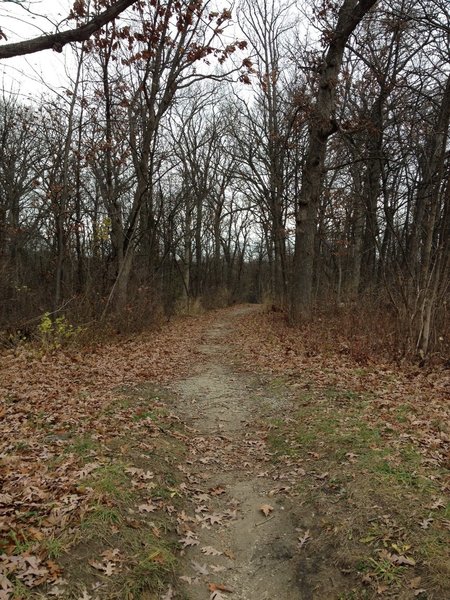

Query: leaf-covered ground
(0, 313), (217, 599)
(229, 309), (450, 598)
(0, 306), (449, 599)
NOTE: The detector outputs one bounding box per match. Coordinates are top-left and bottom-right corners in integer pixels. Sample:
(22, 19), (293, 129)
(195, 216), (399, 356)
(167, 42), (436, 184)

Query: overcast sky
(0, 0), (74, 100)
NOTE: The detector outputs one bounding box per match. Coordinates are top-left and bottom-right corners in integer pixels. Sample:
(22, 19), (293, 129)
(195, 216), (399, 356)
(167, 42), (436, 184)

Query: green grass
(67, 435), (99, 457)
(363, 557), (404, 584)
(118, 531), (178, 598)
(264, 377), (449, 597)
(12, 580), (32, 599)
(374, 460), (430, 490)
(9, 532), (34, 555)
(82, 504), (122, 528)
(41, 536), (65, 559)
(83, 462), (133, 501)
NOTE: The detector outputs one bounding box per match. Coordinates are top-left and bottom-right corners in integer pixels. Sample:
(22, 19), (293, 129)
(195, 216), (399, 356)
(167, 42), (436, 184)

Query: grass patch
(83, 504), (122, 528)
(84, 462), (133, 500)
(265, 377), (450, 598)
(41, 536), (66, 559)
(22, 384), (188, 599)
(67, 435), (99, 457)
(118, 532), (178, 598)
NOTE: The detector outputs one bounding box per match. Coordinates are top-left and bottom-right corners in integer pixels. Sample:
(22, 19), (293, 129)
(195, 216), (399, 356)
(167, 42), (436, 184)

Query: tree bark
(291, 0), (378, 321)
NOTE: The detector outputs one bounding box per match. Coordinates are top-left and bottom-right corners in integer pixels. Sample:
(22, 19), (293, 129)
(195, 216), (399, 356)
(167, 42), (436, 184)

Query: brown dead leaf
(419, 517), (433, 529)
(179, 533), (199, 548)
(429, 497), (445, 510)
(88, 559), (114, 575)
(297, 529), (311, 549)
(208, 582), (233, 593)
(409, 576), (422, 589)
(202, 513), (223, 526)
(392, 554), (416, 566)
(211, 564), (226, 573)
(210, 592), (229, 600)
(202, 546), (222, 556)
(161, 584), (175, 599)
(101, 548), (121, 561)
(209, 486), (226, 496)
(259, 504), (273, 517)
(138, 502), (157, 513)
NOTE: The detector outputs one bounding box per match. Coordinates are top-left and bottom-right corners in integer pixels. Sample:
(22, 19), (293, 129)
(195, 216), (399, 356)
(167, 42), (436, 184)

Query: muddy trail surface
(167, 306), (341, 600)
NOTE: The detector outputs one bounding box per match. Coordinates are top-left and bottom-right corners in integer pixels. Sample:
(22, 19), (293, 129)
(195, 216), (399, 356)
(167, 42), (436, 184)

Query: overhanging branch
(0, 0), (137, 59)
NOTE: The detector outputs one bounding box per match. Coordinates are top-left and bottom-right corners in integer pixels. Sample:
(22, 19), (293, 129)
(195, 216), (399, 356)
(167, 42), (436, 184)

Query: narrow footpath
(167, 307), (316, 599)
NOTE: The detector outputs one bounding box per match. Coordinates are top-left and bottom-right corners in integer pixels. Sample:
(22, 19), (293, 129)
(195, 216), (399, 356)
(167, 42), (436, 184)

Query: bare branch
(0, 0), (137, 59)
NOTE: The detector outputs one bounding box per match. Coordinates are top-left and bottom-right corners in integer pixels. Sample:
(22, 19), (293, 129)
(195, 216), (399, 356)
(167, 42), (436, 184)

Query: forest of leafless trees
(0, 0), (448, 359)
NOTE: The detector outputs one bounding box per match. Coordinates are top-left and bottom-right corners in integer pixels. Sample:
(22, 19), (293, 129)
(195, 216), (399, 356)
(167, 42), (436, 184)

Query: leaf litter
(1, 305), (449, 598)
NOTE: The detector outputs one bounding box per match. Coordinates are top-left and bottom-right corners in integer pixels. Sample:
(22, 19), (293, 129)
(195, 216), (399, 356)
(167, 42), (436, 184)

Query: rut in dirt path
(168, 306), (304, 600)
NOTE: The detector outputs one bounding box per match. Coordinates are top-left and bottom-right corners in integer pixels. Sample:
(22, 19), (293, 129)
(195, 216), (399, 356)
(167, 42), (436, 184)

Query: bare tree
(291, 0), (378, 321)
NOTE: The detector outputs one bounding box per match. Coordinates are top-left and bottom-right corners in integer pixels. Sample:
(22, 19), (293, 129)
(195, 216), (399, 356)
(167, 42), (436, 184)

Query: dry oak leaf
(211, 564), (227, 573)
(429, 497), (445, 510)
(210, 486), (226, 495)
(419, 517), (433, 529)
(203, 513), (223, 525)
(138, 502), (158, 513)
(259, 504), (273, 517)
(0, 574), (13, 593)
(88, 560), (114, 576)
(202, 546), (223, 556)
(101, 548), (121, 561)
(179, 534), (200, 548)
(195, 493), (211, 503)
(179, 575), (193, 585)
(161, 585), (175, 599)
(297, 529), (311, 549)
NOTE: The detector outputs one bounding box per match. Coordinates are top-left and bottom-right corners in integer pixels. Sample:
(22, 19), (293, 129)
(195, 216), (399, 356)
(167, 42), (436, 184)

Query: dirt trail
(169, 306), (304, 600)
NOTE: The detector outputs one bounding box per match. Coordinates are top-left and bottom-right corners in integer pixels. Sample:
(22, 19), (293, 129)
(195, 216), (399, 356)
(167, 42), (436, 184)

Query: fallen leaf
(210, 592), (228, 600)
(429, 498), (445, 510)
(192, 561), (209, 576)
(208, 582), (233, 593)
(419, 517), (433, 529)
(179, 534), (199, 548)
(392, 554), (416, 566)
(409, 576), (422, 589)
(259, 504), (273, 517)
(202, 546), (223, 556)
(297, 529), (311, 549)
(209, 486), (226, 496)
(211, 564), (227, 573)
(203, 513), (223, 526)
(88, 559), (115, 576)
(138, 502), (158, 513)
(101, 548), (121, 561)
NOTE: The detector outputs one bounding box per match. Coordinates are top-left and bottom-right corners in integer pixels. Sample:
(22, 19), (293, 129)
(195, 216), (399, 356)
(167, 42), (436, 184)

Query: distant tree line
(0, 0), (448, 358)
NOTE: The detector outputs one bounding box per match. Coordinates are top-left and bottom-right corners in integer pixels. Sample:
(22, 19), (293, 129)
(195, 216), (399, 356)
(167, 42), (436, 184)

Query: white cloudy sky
(0, 0), (76, 99)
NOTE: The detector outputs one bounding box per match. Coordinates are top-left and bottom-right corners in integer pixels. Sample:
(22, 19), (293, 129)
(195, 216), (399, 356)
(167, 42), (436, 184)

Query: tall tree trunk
(413, 74), (450, 356)
(291, 0), (378, 321)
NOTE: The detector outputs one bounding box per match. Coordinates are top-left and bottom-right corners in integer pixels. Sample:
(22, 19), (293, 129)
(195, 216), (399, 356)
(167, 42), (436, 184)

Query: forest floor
(0, 305), (449, 600)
